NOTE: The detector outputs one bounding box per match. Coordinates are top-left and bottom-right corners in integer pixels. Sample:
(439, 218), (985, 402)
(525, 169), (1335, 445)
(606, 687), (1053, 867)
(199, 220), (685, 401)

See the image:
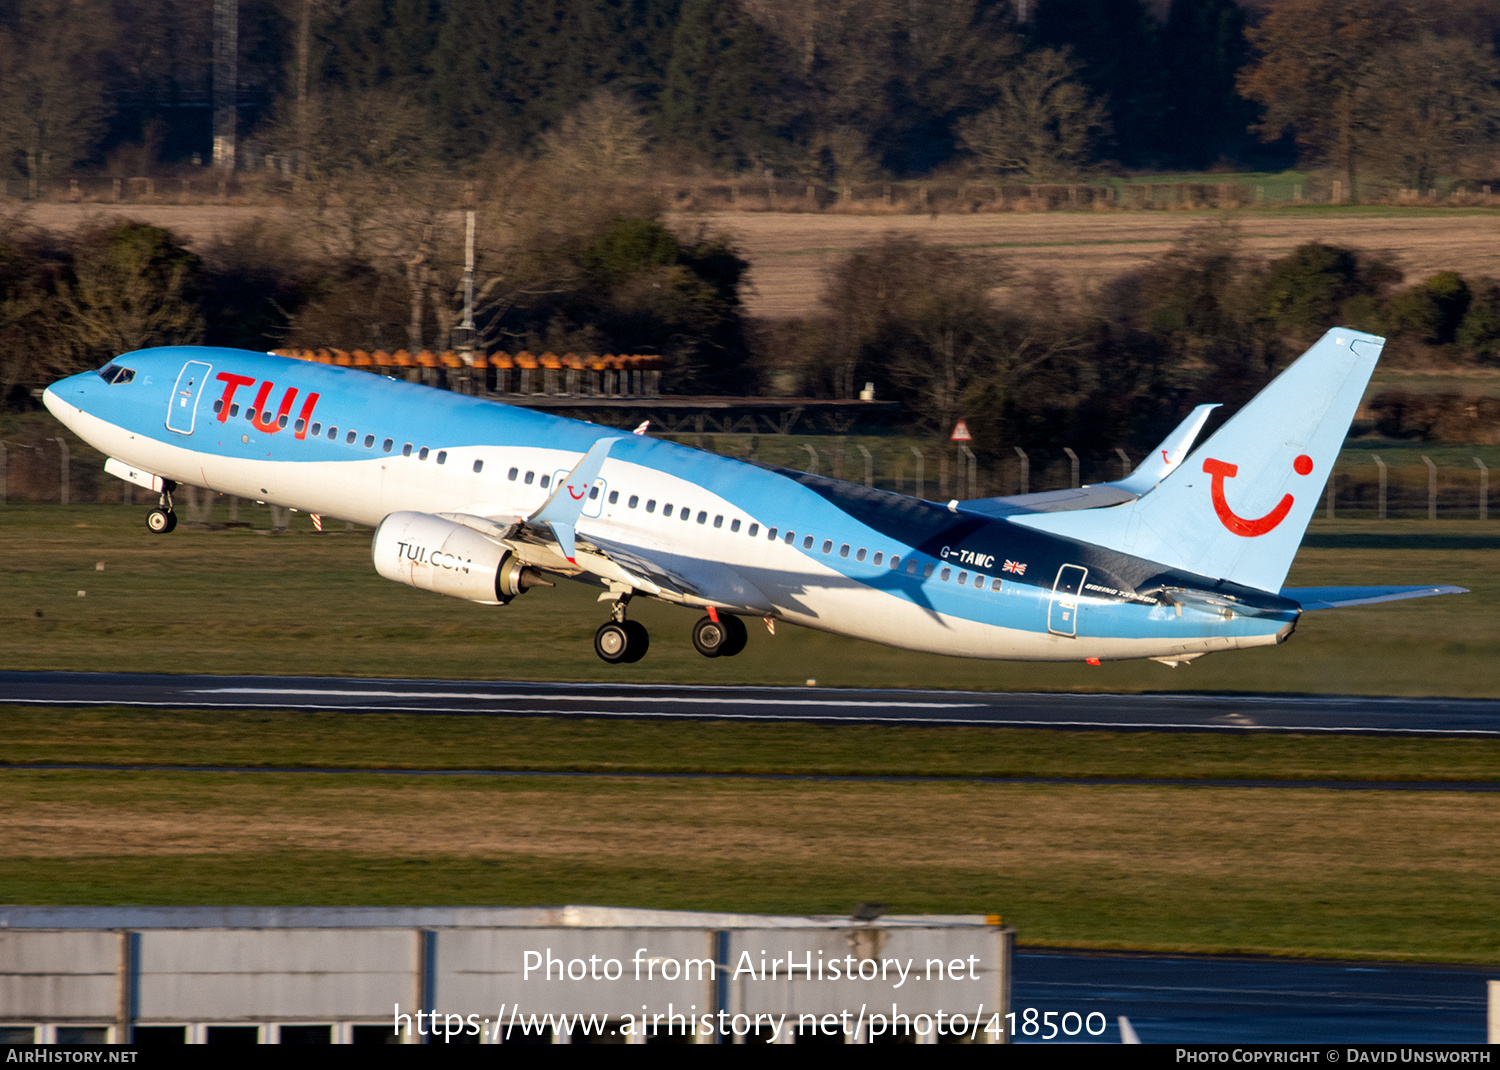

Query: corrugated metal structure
(0, 906), (1013, 1045)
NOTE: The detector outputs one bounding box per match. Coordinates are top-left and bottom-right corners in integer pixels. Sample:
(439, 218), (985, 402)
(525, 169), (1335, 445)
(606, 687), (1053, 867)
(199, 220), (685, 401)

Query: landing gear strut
(692, 613), (747, 658)
(594, 597), (649, 664)
(146, 482), (178, 534)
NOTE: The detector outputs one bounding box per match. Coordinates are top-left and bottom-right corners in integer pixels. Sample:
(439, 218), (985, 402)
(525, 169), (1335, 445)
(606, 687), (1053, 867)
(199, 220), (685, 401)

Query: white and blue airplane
(43, 327), (1463, 666)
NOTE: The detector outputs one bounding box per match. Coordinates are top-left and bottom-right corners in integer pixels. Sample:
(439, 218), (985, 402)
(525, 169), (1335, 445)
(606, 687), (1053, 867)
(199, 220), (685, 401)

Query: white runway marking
(188, 687), (985, 709)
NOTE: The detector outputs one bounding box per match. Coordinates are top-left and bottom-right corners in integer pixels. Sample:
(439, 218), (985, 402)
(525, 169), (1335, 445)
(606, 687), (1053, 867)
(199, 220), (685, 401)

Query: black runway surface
(1013, 951), (1494, 1044)
(3, 671), (1500, 736)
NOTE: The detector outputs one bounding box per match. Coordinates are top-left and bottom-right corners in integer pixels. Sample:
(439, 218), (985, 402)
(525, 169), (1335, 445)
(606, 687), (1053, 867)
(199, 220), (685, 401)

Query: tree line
(3, 0), (1500, 193)
(5, 188), (1498, 455)
(772, 224), (1500, 458)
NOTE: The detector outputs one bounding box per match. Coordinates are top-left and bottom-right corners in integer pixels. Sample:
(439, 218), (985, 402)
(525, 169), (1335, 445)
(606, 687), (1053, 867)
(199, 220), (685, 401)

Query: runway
(1014, 951), (1494, 1044)
(3, 671), (1500, 736)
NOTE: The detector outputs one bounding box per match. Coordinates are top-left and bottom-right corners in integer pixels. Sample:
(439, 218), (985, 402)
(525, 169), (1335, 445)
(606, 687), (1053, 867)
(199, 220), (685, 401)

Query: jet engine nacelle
(372, 511), (544, 605)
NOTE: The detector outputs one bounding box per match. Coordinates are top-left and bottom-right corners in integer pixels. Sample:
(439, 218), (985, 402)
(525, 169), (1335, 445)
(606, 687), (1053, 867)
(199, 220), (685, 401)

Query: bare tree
(957, 49), (1107, 182)
(0, 1), (113, 198)
(1365, 35), (1500, 192)
(1237, 0), (1413, 200)
(49, 222), (203, 375)
(540, 88), (651, 180)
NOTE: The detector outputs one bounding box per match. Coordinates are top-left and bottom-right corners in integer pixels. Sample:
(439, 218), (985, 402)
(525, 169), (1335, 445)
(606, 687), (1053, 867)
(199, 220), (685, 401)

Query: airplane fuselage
(44, 347), (1300, 664)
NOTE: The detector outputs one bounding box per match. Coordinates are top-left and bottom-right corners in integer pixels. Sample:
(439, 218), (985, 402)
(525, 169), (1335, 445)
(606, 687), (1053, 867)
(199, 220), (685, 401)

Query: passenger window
(923, 564), (935, 579)
(747, 523), (758, 537)
(713, 515), (724, 528)
(840, 544), (850, 558)
(628, 495), (639, 508)
(507, 466), (517, 479)
(382, 437), (393, 452)
(991, 578), (1003, 591)
(346, 431), (357, 444)
(855, 548), (865, 561)
(729, 519), (740, 532)
(311, 423), (321, 436)
(872, 552), (882, 565)
(437, 451), (447, 464)
(540, 475), (550, 488)
(803, 536), (814, 549)
(279, 415), (290, 429)
(419, 447), (430, 460)
(646, 500), (656, 513)
(364, 434), (375, 448)
(524, 471), (534, 484)
(663, 504), (673, 518)
(766, 527), (777, 540)
(294, 418), (306, 433)
(682, 509), (691, 521)
(940, 567), (951, 581)
(973, 574), (985, 587)
(231, 404), (241, 417)
(822, 540), (833, 554)
(402, 443), (413, 457)
(888, 555), (898, 569)
(785, 531), (795, 545)
(473, 459), (484, 473)
(212, 400), (223, 413)
(906, 560), (918, 575)
(590, 486), (600, 499)
(608, 490), (619, 505)
(326, 425), (335, 439)
(957, 571), (967, 584)
(697, 511), (708, 525)
(247, 408), (257, 422)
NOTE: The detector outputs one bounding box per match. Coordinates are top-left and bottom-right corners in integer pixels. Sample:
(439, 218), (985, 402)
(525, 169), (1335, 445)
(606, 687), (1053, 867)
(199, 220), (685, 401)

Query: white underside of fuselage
(49, 398), (1285, 663)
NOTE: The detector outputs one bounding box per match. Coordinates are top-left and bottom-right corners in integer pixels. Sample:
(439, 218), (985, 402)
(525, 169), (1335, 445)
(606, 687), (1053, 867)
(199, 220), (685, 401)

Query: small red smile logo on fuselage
(1203, 454), (1314, 537)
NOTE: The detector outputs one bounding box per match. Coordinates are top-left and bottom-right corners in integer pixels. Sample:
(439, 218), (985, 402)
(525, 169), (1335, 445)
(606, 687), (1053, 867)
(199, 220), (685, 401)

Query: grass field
(2, 504), (1497, 693)
(1, 505), (1497, 961)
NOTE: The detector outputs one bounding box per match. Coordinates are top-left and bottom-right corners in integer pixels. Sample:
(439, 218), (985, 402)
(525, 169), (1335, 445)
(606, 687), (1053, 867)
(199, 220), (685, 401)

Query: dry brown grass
(20, 203), (1500, 321)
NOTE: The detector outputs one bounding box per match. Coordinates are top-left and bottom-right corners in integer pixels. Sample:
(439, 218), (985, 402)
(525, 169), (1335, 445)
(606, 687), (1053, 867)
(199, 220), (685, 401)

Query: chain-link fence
(1, 435), (1493, 520)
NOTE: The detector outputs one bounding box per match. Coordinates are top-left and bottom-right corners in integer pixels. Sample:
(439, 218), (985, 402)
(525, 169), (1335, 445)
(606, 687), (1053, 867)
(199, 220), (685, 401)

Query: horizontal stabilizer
(1281, 585), (1468, 611)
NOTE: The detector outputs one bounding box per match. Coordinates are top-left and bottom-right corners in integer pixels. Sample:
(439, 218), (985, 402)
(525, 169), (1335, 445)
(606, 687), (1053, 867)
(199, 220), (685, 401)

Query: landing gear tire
(594, 620), (649, 664)
(693, 614), (747, 658)
(146, 508), (177, 534)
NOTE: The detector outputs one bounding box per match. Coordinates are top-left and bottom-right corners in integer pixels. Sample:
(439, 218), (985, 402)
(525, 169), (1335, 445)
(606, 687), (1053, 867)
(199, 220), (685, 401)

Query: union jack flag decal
(1002, 559), (1027, 575)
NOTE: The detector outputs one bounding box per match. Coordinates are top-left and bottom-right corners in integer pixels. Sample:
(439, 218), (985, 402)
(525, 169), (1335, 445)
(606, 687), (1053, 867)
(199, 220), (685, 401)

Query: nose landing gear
(146, 482), (178, 534)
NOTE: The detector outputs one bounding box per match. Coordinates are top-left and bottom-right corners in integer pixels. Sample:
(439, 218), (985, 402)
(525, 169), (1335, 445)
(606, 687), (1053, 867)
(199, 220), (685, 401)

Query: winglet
(527, 437), (620, 564)
(1114, 404), (1220, 495)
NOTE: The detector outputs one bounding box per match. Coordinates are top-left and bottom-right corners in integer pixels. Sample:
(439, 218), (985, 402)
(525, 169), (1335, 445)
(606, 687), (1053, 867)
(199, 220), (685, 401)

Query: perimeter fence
(1, 435), (1492, 522)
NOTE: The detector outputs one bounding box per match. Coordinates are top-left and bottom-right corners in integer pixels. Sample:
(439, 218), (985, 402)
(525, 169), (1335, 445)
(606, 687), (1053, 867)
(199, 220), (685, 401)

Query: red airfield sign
(950, 420), (972, 442)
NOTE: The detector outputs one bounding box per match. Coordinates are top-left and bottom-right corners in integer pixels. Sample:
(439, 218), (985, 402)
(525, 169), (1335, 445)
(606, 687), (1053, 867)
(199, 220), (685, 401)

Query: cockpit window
(97, 364), (135, 385)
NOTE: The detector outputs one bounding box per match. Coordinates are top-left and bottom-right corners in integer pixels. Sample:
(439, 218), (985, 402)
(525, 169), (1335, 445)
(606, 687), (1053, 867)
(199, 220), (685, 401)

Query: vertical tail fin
(1012, 328), (1383, 592)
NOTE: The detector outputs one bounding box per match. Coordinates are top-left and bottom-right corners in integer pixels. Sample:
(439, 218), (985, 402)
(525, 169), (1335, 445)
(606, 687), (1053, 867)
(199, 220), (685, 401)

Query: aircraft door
(165, 360), (213, 435)
(1048, 564), (1088, 637)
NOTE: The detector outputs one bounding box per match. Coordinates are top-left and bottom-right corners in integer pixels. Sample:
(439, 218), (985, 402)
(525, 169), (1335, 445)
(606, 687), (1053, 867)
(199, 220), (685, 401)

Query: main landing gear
(146, 482), (178, 534)
(692, 613), (747, 658)
(594, 600), (649, 664)
(591, 601), (750, 664)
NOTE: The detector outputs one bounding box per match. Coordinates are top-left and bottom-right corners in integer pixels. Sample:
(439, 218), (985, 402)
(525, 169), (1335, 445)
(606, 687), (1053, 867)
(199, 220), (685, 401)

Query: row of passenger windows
(212, 400), (491, 472)
(213, 422), (1000, 590)
(544, 479), (1007, 593)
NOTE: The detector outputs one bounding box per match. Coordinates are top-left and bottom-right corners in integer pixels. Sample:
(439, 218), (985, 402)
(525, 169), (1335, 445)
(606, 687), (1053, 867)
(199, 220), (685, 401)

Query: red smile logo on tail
(1203, 454), (1313, 537)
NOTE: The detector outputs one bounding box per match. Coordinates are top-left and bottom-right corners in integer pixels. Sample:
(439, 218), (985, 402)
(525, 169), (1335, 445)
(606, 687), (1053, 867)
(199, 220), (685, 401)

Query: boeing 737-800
(42, 327), (1463, 666)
